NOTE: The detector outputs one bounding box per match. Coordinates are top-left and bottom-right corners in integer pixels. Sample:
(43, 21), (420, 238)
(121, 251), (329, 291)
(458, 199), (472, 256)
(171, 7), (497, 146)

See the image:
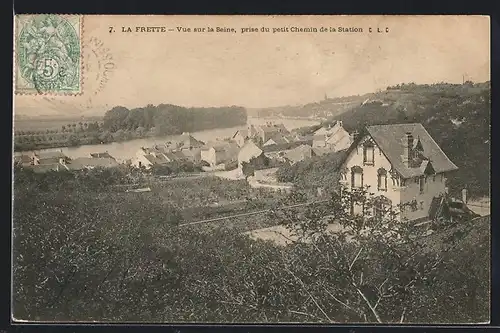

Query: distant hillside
(330, 81), (490, 199)
(247, 94), (370, 119)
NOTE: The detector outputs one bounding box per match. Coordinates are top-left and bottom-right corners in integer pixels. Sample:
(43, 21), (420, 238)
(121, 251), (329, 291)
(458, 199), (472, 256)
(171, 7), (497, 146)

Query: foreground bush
(12, 169), (489, 323)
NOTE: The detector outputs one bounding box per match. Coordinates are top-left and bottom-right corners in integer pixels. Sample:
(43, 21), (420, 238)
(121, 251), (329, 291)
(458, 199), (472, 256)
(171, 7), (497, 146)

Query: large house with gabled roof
(338, 123), (458, 222)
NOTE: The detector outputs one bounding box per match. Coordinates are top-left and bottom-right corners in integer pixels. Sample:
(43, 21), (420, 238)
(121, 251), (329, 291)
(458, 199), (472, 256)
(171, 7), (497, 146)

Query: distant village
(15, 120), (353, 176)
(15, 119), (483, 224)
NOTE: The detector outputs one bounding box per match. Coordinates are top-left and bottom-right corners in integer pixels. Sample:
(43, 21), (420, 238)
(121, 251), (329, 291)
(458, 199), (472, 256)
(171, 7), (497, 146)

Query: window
(432, 175), (436, 182)
(352, 201), (364, 216)
(351, 166), (363, 188)
(363, 143), (375, 165)
(419, 176), (425, 194)
(377, 168), (387, 191)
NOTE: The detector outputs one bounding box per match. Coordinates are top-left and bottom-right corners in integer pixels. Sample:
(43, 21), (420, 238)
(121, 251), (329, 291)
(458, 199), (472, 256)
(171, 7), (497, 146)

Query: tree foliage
(276, 150), (347, 194)
(102, 104), (247, 136)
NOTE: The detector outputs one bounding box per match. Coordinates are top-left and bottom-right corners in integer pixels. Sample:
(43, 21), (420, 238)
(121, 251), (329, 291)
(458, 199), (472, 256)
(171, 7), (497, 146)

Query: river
(15, 118), (320, 163)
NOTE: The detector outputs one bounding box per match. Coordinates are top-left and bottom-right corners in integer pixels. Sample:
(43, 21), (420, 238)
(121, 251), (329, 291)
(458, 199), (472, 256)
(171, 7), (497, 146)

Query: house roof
(181, 148), (201, 159)
(224, 142), (241, 161)
(262, 140), (312, 153)
(171, 150), (187, 160)
(238, 141), (263, 161)
(142, 154), (169, 165)
(90, 152), (114, 159)
(365, 123), (458, 179)
(313, 121), (339, 135)
(38, 157), (64, 165)
(264, 133), (288, 146)
(66, 157), (119, 170)
(285, 145), (315, 164)
(260, 123), (290, 134)
(178, 134), (204, 149)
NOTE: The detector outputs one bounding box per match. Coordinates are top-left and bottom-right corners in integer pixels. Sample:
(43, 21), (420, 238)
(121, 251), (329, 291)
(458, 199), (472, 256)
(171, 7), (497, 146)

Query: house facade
(201, 142), (240, 167)
(313, 121), (352, 151)
(339, 123), (458, 222)
(232, 129), (249, 147)
(132, 147), (172, 169)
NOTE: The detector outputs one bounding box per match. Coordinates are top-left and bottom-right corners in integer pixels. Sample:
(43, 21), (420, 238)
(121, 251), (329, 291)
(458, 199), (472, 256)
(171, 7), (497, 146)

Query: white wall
(342, 135), (401, 207)
(131, 155), (152, 169)
(400, 173), (447, 222)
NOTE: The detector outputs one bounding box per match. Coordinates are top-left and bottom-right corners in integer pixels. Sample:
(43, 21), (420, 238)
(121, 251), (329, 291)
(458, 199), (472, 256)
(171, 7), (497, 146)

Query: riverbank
(14, 118), (321, 162)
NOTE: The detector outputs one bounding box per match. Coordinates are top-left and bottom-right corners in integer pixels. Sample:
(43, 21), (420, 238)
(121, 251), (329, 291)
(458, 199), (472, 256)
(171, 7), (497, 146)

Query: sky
(14, 15), (490, 116)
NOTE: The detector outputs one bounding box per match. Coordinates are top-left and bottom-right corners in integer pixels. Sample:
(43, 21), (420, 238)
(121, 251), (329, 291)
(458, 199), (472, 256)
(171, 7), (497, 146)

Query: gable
(366, 123), (458, 178)
(341, 134), (393, 172)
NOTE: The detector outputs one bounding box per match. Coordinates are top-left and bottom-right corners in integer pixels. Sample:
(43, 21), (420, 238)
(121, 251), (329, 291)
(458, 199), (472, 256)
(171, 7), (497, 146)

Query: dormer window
(377, 168), (387, 191)
(363, 142), (375, 165)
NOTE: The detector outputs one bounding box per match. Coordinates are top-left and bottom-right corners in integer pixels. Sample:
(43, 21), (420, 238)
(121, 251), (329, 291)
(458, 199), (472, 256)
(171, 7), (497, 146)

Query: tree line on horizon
(14, 104), (248, 152)
(102, 104), (247, 136)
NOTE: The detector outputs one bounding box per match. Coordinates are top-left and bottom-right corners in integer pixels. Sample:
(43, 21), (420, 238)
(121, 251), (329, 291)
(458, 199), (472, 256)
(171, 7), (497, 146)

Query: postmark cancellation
(14, 15), (83, 95)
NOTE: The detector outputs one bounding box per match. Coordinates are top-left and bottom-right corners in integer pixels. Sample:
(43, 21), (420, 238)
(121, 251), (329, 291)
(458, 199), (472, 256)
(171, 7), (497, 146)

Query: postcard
(12, 15), (490, 324)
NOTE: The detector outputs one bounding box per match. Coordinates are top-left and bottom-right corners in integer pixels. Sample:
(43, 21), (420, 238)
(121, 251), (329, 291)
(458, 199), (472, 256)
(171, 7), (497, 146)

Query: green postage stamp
(14, 15), (82, 95)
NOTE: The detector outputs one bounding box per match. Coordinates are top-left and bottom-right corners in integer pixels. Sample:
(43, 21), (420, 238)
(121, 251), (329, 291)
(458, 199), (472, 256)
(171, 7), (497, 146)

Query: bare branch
(357, 288), (383, 323)
(290, 310), (322, 320)
(377, 278), (389, 292)
(282, 256), (332, 322)
(349, 248), (363, 271)
(400, 307), (407, 323)
(324, 288), (359, 315)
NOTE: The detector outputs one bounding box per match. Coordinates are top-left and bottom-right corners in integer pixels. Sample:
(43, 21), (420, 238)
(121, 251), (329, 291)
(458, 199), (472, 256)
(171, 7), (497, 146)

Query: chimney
(401, 132), (413, 166)
(462, 188), (468, 204)
(350, 130), (358, 142)
(338, 120), (343, 128)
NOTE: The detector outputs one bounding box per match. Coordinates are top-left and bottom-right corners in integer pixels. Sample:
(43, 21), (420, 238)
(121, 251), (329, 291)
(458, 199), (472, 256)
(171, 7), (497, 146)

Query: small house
(313, 121), (352, 151)
(284, 144), (316, 165)
(238, 140), (264, 168)
(201, 142), (240, 167)
(31, 151), (70, 166)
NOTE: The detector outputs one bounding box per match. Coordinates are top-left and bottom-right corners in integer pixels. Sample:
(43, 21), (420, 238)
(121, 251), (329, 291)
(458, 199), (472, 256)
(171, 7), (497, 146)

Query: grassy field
(14, 117), (103, 132)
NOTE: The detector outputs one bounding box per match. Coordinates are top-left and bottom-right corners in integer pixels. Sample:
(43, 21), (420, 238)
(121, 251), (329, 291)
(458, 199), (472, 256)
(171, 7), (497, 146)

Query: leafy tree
(67, 134), (80, 147)
(241, 161), (255, 180)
